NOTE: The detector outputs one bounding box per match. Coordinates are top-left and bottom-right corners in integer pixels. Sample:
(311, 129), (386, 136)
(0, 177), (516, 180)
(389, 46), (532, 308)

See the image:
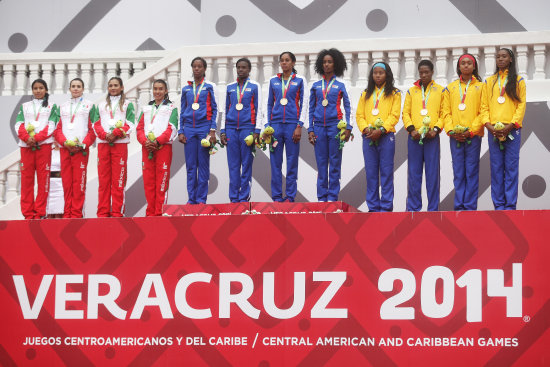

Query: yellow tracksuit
(356, 86), (402, 134)
(486, 70), (526, 127)
(402, 80), (445, 131)
(443, 77), (488, 136)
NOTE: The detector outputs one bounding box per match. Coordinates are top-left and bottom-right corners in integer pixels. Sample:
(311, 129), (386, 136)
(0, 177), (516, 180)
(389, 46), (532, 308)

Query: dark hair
(106, 77), (126, 112)
(149, 79), (171, 105)
(69, 77), (85, 89)
(418, 59), (434, 71)
(235, 58), (251, 70)
(492, 48), (520, 102)
(31, 79), (49, 107)
(364, 62), (396, 99)
(314, 48), (347, 77)
(456, 53), (482, 82)
(191, 57), (207, 79)
(279, 51), (297, 74)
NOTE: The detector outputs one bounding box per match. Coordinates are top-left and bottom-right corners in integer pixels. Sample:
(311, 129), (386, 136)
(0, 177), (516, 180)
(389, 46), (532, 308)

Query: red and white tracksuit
(54, 98), (96, 218)
(15, 99), (57, 219)
(136, 102), (178, 216)
(93, 97), (135, 217)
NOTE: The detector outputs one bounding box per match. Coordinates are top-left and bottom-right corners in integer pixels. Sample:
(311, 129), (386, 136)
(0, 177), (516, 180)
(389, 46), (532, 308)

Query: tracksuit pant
(183, 125), (211, 204)
(406, 135), (440, 211)
(20, 144), (52, 219)
(60, 147), (89, 218)
(362, 132), (395, 212)
(97, 143), (128, 217)
(226, 127), (254, 202)
(142, 144), (172, 216)
(488, 128), (521, 210)
(269, 122), (300, 202)
(450, 135), (482, 210)
(313, 123), (342, 201)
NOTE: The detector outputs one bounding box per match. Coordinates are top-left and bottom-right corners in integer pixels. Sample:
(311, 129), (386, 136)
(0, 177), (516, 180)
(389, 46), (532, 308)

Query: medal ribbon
(321, 77), (336, 104)
(281, 73), (294, 99)
(32, 100), (43, 121)
(421, 83), (432, 110)
(70, 98), (83, 123)
(108, 99), (120, 119)
(372, 87), (385, 110)
(458, 77), (471, 104)
(498, 74), (508, 97)
(236, 79), (250, 104)
(150, 104), (161, 125)
(193, 79), (206, 103)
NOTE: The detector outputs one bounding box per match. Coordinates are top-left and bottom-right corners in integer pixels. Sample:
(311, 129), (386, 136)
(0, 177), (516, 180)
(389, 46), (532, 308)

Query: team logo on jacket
(120, 158), (125, 165)
(291, 82), (298, 85)
(80, 162), (85, 169)
(163, 162), (168, 170)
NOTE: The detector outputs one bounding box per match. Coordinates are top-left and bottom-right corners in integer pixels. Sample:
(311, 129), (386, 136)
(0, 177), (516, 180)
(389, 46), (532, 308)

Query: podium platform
(163, 201), (359, 216)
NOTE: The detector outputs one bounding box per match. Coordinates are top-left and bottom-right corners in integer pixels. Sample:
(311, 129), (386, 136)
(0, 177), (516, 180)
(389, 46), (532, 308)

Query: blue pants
(313, 124), (342, 201)
(488, 128), (521, 210)
(406, 134), (440, 211)
(183, 125), (211, 204)
(226, 127), (254, 202)
(362, 132), (395, 212)
(449, 135), (482, 210)
(269, 122), (300, 202)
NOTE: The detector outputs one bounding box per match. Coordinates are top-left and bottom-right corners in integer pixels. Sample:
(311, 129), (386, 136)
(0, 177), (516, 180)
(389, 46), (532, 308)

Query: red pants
(97, 143), (128, 217)
(60, 148), (89, 218)
(142, 144), (172, 216)
(20, 145), (52, 219)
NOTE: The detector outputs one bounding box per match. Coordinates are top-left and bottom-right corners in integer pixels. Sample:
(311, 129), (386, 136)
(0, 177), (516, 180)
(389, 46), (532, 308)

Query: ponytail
(42, 93), (49, 108)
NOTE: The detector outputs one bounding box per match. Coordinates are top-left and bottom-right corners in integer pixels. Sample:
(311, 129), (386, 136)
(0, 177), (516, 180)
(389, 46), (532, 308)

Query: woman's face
(153, 82), (167, 102)
(322, 54), (334, 76)
(496, 49), (512, 70)
(69, 81), (84, 98)
(192, 60), (206, 80)
(373, 67), (386, 86)
(279, 53), (295, 74)
(32, 82), (47, 100)
(418, 65), (433, 86)
(108, 79), (123, 97)
(459, 57), (474, 76)
(236, 61), (250, 80)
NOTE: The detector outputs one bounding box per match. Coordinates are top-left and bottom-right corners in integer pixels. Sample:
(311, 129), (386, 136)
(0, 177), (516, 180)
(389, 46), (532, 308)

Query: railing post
(451, 48), (463, 81)
(28, 64), (40, 93)
(138, 81), (151, 107)
(249, 56), (259, 84)
(81, 63), (93, 93)
(435, 48), (448, 86)
(167, 62), (180, 97)
(54, 63), (66, 94)
(343, 52), (353, 85)
(516, 45), (528, 78)
(2, 64), (15, 96)
(119, 62), (131, 82)
(533, 44), (546, 80)
(42, 63), (55, 93)
(106, 62), (118, 80)
(262, 55), (274, 88)
(388, 51), (401, 85)
(484, 46), (497, 79)
(295, 54), (306, 77)
(67, 63), (79, 86)
(357, 52), (370, 85)
(15, 64), (27, 95)
(92, 63), (105, 94)
(0, 170), (6, 204)
(217, 57), (228, 87)
(403, 50), (416, 86)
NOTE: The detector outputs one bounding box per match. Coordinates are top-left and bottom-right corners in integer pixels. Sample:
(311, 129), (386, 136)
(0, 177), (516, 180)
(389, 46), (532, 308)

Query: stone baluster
(308, 53), (317, 83)
(105, 62), (118, 80)
(0, 170), (6, 204)
(166, 62), (180, 96)
(80, 63), (93, 93)
(357, 52), (370, 85)
(92, 63), (105, 94)
(451, 48), (463, 81)
(262, 55), (274, 88)
(67, 63), (79, 86)
(295, 54), (306, 77)
(249, 56), (259, 83)
(119, 62), (131, 81)
(435, 48), (448, 86)
(388, 51), (401, 85)
(217, 57), (228, 87)
(7, 162), (21, 201)
(133, 61), (145, 76)
(403, 50), (416, 86)
(515, 45), (528, 78)
(343, 52), (353, 85)
(484, 47), (497, 79)
(28, 64), (41, 93)
(42, 63), (55, 93)
(533, 44), (546, 80)
(204, 58), (213, 81)
(138, 81), (151, 107)
(54, 63), (66, 94)
(15, 64), (27, 95)
(2, 64), (14, 96)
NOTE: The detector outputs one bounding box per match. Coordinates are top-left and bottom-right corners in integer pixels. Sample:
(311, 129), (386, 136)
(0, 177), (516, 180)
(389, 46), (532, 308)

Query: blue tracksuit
(308, 76), (351, 201)
(179, 79), (218, 204)
(221, 78), (262, 202)
(488, 129), (521, 210)
(266, 73), (308, 202)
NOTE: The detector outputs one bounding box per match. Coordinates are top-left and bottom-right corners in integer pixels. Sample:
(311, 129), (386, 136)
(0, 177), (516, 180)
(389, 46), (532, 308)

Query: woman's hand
(425, 130), (437, 140)
(343, 129), (351, 142)
(209, 130), (217, 145)
(253, 133), (260, 145)
(220, 133), (227, 146)
(410, 130), (420, 140)
(292, 125), (302, 143)
(308, 131), (316, 145)
(178, 133), (187, 144)
(367, 128), (382, 142)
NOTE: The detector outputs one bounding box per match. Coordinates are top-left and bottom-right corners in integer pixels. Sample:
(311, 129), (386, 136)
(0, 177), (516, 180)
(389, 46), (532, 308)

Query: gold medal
(322, 99), (329, 107)
(192, 103), (200, 110)
(371, 108), (379, 116)
(420, 109), (428, 116)
(236, 103), (244, 111)
(458, 103), (466, 111)
(497, 96), (505, 104)
(280, 98), (288, 106)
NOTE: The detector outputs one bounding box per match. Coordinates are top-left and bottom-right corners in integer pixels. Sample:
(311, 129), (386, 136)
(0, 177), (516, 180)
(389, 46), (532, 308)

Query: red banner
(1, 210), (548, 366)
